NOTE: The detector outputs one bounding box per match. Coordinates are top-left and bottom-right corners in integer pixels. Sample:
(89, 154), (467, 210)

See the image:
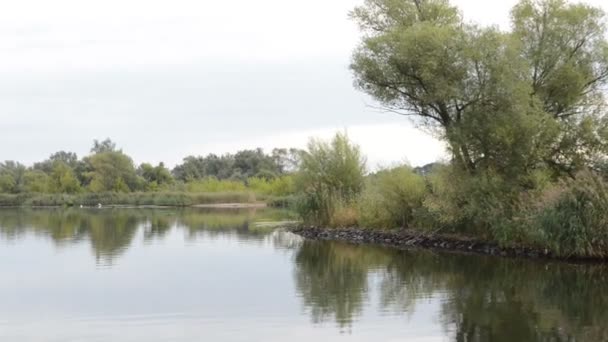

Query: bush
(358, 166), (427, 229)
(357, 189), (392, 228)
(248, 176), (295, 197)
(295, 133), (366, 226)
(421, 165), (550, 241)
(529, 171), (608, 258)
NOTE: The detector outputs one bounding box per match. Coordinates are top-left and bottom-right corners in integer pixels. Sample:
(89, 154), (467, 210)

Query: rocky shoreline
(288, 226), (603, 263)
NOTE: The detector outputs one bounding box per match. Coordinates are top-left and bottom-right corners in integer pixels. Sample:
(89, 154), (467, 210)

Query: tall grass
(527, 171), (608, 258)
(185, 177), (248, 193)
(295, 133), (366, 226)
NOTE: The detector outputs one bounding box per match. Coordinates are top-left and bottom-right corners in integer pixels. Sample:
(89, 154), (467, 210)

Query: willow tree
(351, 0), (608, 179)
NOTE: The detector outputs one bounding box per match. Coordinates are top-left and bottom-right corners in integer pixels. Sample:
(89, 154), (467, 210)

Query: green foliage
(296, 133), (366, 225)
(344, 0), (608, 258)
(0, 193), (27, 207)
(91, 138), (119, 154)
(248, 176), (295, 197)
(421, 164), (550, 242)
(351, 0), (608, 177)
(0, 140), (292, 208)
(0, 139), (298, 210)
(528, 171), (608, 258)
(358, 166), (427, 229)
(185, 177), (248, 193)
(0, 161), (26, 193)
(48, 162), (81, 194)
(33, 151), (79, 173)
(23, 170), (50, 193)
(138, 162), (174, 191)
(173, 148), (300, 182)
(0, 191), (258, 207)
(84, 152), (141, 193)
(0, 174), (17, 193)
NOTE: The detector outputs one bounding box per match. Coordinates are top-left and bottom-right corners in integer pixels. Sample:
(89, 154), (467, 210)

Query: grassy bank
(0, 191), (260, 207)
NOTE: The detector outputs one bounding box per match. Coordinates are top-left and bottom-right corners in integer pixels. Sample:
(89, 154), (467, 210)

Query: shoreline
(0, 202), (268, 210)
(288, 226), (605, 264)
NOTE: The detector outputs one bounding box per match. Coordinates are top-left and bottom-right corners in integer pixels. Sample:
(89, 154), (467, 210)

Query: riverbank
(0, 192), (268, 208)
(288, 226), (605, 263)
(19, 203), (269, 209)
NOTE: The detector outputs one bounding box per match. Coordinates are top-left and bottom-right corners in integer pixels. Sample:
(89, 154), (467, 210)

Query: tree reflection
(294, 241), (392, 329)
(142, 214), (174, 241)
(293, 240), (608, 341)
(0, 208), (291, 264)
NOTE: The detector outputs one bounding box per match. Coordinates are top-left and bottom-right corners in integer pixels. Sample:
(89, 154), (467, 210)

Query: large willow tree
(351, 0), (608, 180)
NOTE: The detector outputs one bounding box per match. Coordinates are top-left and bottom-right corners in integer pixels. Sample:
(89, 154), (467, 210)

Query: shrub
(358, 166), (427, 229)
(248, 176), (295, 197)
(357, 188), (392, 228)
(295, 133), (366, 226)
(422, 164), (547, 241)
(420, 165), (473, 232)
(530, 171), (608, 258)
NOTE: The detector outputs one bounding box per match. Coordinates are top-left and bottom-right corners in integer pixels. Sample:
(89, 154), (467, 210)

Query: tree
(511, 0), (608, 175)
(229, 149), (278, 180)
(0, 174), (16, 193)
(138, 162), (174, 191)
(172, 156), (205, 181)
(84, 152), (140, 192)
(172, 148), (288, 182)
(0, 161), (26, 193)
(272, 148), (302, 173)
(48, 162), (81, 194)
(33, 151), (79, 174)
(91, 138), (119, 154)
(23, 170), (50, 193)
(350, 0), (608, 178)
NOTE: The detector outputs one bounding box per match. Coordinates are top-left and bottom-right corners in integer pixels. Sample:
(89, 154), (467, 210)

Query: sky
(1, 0), (607, 169)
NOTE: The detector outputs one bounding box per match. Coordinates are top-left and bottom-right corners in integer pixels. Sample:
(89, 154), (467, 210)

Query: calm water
(0, 208), (607, 341)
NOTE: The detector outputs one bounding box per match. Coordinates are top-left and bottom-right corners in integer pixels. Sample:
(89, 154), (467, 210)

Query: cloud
(2, 0), (603, 168)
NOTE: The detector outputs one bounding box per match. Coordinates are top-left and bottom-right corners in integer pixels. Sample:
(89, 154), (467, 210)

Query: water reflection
(0, 208), (607, 341)
(0, 208), (293, 264)
(293, 239), (608, 341)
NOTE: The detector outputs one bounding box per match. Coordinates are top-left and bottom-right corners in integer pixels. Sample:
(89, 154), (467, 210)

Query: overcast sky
(1, 0), (607, 168)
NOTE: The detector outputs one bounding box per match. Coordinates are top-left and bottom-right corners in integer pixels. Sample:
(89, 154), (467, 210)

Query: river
(0, 208), (605, 341)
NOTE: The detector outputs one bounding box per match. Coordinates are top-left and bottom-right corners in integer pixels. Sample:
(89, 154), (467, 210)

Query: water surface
(0, 208), (606, 341)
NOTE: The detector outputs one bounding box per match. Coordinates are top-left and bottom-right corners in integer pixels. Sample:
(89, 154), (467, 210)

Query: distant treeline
(0, 139), (301, 197)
